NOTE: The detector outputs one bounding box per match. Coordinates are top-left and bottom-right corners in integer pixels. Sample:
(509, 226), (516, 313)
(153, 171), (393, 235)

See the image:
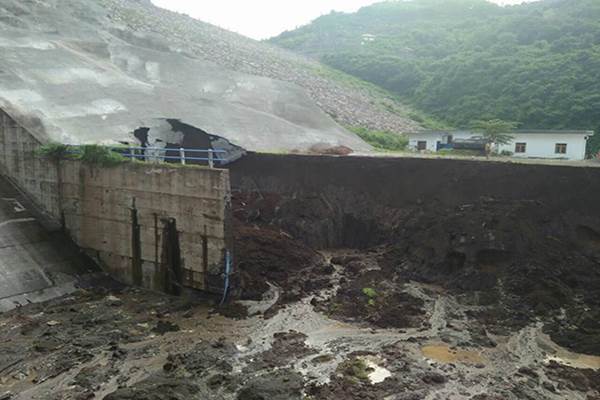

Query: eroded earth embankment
(2, 155), (600, 400)
(228, 154), (600, 399)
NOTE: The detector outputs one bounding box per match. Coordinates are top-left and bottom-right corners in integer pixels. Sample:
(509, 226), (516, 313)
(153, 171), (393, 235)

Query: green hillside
(271, 0), (600, 155)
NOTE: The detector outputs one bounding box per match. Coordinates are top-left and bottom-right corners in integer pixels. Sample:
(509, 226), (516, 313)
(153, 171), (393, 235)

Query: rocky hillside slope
(98, 0), (421, 133)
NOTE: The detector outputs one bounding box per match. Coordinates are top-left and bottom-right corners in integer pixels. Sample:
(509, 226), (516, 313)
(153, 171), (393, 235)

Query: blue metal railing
(67, 145), (228, 168)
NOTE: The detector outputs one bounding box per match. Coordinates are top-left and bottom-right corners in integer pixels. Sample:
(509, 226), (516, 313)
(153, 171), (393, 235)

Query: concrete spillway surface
(0, 176), (96, 311)
(0, 0), (371, 153)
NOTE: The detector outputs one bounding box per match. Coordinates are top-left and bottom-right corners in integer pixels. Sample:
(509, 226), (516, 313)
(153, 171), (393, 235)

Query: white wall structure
(407, 130), (594, 161)
(496, 131), (592, 160)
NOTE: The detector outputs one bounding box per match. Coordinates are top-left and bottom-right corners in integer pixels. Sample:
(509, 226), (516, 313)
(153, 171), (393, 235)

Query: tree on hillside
(472, 119), (517, 158)
(472, 119), (518, 145)
(586, 127), (600, 159)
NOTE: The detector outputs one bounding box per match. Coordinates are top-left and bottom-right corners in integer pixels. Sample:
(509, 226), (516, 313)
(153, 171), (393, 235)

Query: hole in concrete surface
(131, 119), (245, 165)
(133, 127), (150, 146)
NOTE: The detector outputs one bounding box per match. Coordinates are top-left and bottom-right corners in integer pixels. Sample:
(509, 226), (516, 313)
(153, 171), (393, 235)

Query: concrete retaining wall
(60, 161), (231, 292)
(0, 108), (231, 293)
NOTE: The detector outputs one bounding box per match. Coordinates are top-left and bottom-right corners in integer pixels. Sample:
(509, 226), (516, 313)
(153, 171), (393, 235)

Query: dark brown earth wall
(229, 153), (600, 249)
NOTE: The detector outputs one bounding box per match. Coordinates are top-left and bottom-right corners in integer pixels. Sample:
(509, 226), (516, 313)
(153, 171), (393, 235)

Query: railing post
(179, 147), (186, 165)
(208, 149), (214, 168)
(129, 146), (134, 162)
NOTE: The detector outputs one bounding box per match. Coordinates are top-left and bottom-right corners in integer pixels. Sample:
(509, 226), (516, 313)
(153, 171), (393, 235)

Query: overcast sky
(151, 0), (535, 40)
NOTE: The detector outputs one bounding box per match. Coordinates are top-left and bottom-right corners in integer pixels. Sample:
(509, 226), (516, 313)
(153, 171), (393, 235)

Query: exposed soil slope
(229, 154), (600, 357)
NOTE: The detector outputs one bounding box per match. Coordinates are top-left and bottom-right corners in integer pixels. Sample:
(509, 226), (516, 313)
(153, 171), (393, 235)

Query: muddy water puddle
(534, 330), (600, 370)
(360, 356), (392, 384)
(421, 344), (485, 365)
(545, 349), (600, 370)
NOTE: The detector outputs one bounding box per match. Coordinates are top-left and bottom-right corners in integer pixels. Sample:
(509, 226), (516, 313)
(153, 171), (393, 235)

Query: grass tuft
(79, 145), (126, 166)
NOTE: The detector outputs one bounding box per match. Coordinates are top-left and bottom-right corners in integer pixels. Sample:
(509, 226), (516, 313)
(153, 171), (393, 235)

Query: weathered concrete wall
(230, 153), (600, 249)
(59, 161), (230, 292)
(0, 108), (231, 293)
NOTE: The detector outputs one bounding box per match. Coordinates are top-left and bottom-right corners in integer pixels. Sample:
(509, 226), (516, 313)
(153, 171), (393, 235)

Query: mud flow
(3, 156), (600, 399)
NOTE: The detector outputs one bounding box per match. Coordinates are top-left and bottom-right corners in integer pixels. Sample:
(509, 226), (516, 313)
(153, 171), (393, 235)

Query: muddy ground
(2, 190), (600, 399)
(2, 247), (599, 400)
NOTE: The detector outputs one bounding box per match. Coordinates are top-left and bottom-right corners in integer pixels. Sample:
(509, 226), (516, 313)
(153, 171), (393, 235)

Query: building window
(515, 143), (527, 153)
(417, 141), (427, 151)
(555, 143), (567, 154)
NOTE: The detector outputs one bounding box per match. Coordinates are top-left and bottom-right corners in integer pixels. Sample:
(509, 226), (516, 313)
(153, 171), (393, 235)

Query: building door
(417, 141), (427, 151)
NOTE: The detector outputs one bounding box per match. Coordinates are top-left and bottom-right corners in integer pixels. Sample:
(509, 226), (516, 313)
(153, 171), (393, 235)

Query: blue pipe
(220, 250), (232, 306)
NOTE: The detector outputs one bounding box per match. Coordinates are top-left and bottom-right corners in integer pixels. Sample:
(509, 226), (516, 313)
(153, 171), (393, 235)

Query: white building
(406, 130), (594, 161)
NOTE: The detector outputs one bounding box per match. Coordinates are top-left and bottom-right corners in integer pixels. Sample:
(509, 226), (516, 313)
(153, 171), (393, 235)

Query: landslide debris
(232, 192), (332, 308)
(380, 198), (600, 354)
(0, 279), (232, 400)
(244, 331), (316, 370)
(234, 225), (325, 302)
(232, 188), (600, 354)
(103, 376), (200, 400)
(545, 361), (600, 393)
(315, 260), (426, 329)
(237, 369), (304, 400)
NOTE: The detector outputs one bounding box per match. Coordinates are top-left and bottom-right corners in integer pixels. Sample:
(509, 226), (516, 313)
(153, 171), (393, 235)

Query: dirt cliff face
(380, 197), (600, 354)
(230, 154), (600, 356)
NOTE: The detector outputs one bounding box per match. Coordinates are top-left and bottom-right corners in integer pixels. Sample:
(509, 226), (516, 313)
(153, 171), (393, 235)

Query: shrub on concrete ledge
(79, 145), (125, 166)
(36, 142), (71, 161)
(37, 143), (125, 166)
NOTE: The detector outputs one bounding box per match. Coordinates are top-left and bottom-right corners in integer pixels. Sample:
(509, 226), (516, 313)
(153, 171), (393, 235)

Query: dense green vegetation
(588, 132), (600, 158)
(271, 0), (600, 155)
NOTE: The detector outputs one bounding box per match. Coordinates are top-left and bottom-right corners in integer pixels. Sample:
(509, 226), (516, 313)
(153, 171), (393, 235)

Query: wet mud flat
(226, 178), (600, 399)
(2, 244), (600, 400)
